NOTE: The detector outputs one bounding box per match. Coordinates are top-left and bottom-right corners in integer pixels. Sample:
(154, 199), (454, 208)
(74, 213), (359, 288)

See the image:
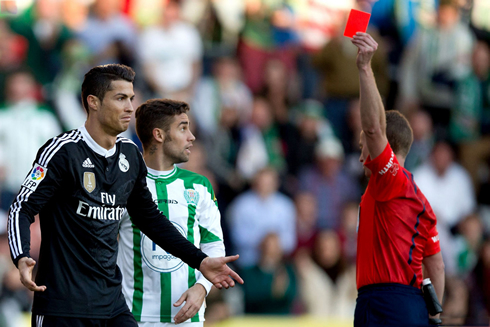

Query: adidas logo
(82, 158), (95, 168)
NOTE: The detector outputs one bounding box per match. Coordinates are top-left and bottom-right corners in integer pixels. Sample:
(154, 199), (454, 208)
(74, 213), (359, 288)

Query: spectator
(228, 167), (296, 268)
(295, 230), (356, 319)
(298, 138), (360, 230)
(414, 141), (476, 276)
(399, 0), (475, 132)
(0, 20), (27, 104)
(466, 238), (490, 325)
(293, 192), (318, 256)
(0, 69), (61, 210)
(287, 99), (335, 178)
(8, 0), (73, 88)
(238, 0), (298, 94)
(241, 233), (297, 314)
(204, 101), (246, 210)
(338, 202), (358, 264)
(139, 0), (203, 102)
(452, 41), (490, 188)
(293, 0), (354, 98)
(405, 110), (435, 171)
(78, 0), (137, 67)
(455, 213), (484, 277)
(236, 97), (286, 180)
(192, 56), (252, 137)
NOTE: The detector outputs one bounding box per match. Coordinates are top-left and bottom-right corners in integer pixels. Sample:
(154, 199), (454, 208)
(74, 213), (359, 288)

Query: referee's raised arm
(352, 32), (388, 160)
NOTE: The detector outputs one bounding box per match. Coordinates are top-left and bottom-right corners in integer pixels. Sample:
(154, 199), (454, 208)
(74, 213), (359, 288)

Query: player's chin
(364, 167), (372, 179)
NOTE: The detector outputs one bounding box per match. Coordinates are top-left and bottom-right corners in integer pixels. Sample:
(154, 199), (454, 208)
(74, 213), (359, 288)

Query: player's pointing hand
(199, 255), (244, 289)
(351, 32), (378, 70)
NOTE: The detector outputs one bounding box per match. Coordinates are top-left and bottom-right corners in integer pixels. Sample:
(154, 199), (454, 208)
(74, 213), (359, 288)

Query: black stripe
(409, 274), (417, 286)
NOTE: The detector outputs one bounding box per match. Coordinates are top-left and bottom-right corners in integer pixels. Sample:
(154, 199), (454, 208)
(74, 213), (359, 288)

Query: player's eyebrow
(114, 93), (135, 99)
(178, 121), (189, 127)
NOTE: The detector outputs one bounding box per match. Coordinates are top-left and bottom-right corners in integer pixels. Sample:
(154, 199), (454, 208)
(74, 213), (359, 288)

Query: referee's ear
(152, 128), (164, 144)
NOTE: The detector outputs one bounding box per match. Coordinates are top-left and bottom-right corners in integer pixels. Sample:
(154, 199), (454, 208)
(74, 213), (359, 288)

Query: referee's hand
(199, 255), (244, 289)
(18, 257), (46, 292)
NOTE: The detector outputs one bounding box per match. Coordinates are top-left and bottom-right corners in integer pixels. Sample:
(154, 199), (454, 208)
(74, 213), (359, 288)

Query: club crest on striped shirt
(184, 189), (199, 206)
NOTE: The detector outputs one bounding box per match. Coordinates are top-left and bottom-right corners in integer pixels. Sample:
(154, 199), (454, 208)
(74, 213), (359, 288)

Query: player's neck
(143, 152), (175, 172)
(84, 120), (117, 150)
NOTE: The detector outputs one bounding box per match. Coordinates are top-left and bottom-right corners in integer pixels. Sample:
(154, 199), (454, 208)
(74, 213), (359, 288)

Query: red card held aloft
(343, 9), (371, 38)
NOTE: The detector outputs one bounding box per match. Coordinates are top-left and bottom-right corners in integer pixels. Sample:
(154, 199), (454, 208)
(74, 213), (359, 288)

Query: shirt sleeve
(126, 152), (207, 270)
(195, 180), (225, 295)
(364, 143), (406, 202)
(8, 139), (68, 267)
(424, 204), (441, 257)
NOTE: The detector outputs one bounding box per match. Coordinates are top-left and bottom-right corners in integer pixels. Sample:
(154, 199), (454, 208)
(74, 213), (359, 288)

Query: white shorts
(138, 322), (203, 327)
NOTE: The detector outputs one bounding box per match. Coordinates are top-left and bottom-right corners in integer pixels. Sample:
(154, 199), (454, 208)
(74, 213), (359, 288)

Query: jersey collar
(79, 125), (117, 158)
(147, 166), (177, 179)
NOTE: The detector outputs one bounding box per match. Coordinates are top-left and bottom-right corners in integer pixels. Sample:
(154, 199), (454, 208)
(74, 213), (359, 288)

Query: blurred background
(0, 0), (490, 326)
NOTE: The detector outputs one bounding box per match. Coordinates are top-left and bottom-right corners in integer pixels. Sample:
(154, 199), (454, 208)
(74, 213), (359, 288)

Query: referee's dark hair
(81, 64), (135, 114)
(386, 110), (413, 158)
(135, 99), (190, 150)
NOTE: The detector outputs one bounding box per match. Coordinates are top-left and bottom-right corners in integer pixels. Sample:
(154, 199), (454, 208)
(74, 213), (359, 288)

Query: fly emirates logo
(76, 192), (125, 220)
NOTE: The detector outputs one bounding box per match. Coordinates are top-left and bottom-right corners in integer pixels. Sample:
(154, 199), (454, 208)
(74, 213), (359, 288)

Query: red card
(343, 9), (371, 38)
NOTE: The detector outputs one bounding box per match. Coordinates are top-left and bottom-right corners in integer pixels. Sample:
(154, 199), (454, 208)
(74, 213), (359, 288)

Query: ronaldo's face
(163, 113), (195, 164)
(98, 80), (135, 136)
(359, 131), (372, 178)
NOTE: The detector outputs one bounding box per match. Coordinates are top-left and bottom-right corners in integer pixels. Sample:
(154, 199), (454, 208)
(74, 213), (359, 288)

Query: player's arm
(8, 140), (68, 291)
(352, 32), (388, 159)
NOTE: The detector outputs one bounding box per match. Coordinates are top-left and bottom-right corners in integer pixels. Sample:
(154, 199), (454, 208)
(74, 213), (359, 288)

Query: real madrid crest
(83, 172), (96, 193)
(184, 189), (199, 206)
(119, 153), (130, 172)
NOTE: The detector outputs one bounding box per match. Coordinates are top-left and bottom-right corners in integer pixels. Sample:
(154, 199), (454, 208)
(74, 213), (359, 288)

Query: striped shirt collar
(79, 125), (117, 158)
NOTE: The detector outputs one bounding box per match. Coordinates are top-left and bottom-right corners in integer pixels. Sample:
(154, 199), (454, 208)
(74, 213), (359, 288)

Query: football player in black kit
(7, 64), (243, 327)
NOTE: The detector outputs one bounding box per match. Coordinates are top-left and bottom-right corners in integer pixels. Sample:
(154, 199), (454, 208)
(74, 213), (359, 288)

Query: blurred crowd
(1, 0), (490, 325)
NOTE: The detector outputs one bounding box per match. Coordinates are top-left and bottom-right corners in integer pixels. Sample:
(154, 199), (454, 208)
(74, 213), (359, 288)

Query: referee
(352, 33), (445, 326)
(7, 64), (242, 327)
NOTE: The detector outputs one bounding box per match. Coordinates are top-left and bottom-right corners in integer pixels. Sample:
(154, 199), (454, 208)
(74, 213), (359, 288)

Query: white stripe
(8, 188), (30, 257)
(41, 315), (44, 326)
(36, 315), (39, 327)
(10, 188), (31, 257)
(39, 130), (77, 166)
(40, 130), (79, 166)
(45, 133), (82, 165)
(39, 130), (77, 167)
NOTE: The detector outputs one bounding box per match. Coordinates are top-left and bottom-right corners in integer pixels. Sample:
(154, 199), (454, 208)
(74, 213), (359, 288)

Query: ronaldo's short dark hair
(81, 64), (135, 114)
(386, 110), (413, 158)
(135, 99), (190, 150)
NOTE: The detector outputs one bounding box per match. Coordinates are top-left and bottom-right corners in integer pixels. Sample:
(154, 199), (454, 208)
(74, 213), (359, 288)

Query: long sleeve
(195, 183), (225, 294)
(8, 137), (69, 267)
(127, 154), (207, 269)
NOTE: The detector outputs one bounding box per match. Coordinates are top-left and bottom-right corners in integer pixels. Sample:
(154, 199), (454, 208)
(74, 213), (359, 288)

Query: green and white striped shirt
(118, 166), (225, 323)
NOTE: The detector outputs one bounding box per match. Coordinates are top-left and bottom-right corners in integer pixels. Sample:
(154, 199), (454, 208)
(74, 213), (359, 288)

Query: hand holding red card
(344, 9), (371, 38)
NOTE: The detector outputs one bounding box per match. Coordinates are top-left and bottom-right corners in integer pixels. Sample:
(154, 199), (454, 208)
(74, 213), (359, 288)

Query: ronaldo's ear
(87, 95), (100, 112)
(153, 128), (164, 143)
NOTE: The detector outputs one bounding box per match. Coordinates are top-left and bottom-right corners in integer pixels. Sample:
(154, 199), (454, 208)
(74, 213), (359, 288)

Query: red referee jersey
(357, 143), (440, 290)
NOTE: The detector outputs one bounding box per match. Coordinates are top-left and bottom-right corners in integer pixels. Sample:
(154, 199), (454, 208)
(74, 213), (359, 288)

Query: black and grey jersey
(7, 126), (206, 318)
